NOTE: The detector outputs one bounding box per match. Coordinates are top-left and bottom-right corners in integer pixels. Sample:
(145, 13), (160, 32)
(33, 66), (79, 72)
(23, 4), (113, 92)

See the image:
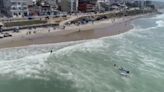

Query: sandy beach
(0, 14), (147, 49)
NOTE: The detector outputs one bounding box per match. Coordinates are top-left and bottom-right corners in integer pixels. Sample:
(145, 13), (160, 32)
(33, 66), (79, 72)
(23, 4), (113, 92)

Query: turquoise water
(0, 14), (164, 92)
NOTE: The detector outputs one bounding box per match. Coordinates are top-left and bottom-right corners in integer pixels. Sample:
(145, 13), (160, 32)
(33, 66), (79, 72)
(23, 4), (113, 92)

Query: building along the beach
(59, 0), (79, 13)
(0, 0), (4, 17)
(28, 0), (59, 16)
(78, 0), (97, 12)
(1, 0), (33, 17)
(96, 0), (111, 11)
(0, 12), (1, 17)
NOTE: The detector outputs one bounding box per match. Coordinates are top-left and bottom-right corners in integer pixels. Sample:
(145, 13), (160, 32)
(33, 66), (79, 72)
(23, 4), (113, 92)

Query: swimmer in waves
(113, 64), (130, 77)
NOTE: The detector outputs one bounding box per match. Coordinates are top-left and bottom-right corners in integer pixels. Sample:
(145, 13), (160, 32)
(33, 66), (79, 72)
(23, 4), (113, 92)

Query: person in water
(50, 50), (53, 53)
(126, 71), (130, 74)
(119, 67), (130, 74)
(113, 64), (130, 77)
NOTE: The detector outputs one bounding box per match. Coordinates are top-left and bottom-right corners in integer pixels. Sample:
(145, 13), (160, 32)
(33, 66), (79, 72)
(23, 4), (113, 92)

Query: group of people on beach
(26, 31), (37, 35)
(25, 27), (53, 35)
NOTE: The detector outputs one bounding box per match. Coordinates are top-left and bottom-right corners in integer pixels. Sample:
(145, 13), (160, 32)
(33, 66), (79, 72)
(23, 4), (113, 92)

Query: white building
(1, 0), (33, 17)
(96, 0), (110, 11)
(108, 0), (125, 4)
(97, 0), (110, 3)
(60, 0), (79, 12)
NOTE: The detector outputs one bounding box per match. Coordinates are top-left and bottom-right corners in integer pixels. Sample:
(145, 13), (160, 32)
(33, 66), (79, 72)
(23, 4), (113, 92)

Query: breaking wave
(0, 14), (164, 92)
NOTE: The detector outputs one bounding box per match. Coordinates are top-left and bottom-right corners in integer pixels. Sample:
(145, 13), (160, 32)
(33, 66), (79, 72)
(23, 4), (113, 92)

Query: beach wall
(65, 9), (157, 25)
(2, 23), (59, 32)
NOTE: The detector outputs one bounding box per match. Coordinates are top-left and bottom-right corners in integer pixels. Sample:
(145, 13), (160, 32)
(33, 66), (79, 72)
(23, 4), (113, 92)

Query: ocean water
(0, 14), (164, 92)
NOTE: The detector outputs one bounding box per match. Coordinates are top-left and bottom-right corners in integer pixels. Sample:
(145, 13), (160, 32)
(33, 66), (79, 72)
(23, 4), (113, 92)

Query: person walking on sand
(92, 20), (94, 24)
(63, 25), (65, 30)
(26, 32), (28, 35)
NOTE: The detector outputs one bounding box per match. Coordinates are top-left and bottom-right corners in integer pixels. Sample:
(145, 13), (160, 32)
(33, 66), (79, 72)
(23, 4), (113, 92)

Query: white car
(3, 33), (12, 37)
(0, 34), (4, 38)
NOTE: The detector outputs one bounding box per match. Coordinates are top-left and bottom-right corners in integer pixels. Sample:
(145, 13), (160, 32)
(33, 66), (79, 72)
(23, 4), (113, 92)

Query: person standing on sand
(63, 25), (65, 30)
(92, 20), (94, 24)
(29, 31), (31, 35)
(48, 27), (51, 32)
(33, 31), (36, 34)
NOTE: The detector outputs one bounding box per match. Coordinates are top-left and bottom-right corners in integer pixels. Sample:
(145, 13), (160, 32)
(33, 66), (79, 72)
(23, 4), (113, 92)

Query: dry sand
(0, 14), (146, 49)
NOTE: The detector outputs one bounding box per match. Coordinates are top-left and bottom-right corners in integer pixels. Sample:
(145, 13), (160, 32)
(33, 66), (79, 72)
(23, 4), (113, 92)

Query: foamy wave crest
(153, 14), (164, 20)
(0, 40), (84, 61)
(0, 13), (163, 92)
(156, 20), (164, 27)
(52, 39), (108, 57)
(0, 53), (50, 80)
(0, 39), (108, 81)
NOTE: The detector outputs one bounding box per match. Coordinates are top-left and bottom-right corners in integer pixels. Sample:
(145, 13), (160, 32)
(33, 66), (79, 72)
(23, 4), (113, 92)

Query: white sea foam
(153, 14), (164, 20)
(0, 52), (50, 80)
(0, 40), (85, 61)
(52, 39), (108, 57)
(0, 38), (110, 88)
(156, 20), (164, 27)
(0, 14), (164, 92)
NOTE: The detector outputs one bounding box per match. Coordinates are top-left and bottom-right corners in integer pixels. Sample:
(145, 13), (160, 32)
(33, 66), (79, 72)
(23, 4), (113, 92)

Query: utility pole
(143, 0), (145, 14)
(75, 0), (79, 12)
(123, 0), (127, 16)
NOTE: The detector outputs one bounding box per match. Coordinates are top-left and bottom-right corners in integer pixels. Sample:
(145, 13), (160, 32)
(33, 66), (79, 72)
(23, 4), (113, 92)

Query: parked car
(28, 17), (34, 20)
(45, 16), (49, 19)
(3, 33), (12, 37)
(13, 27), (19, 33)
(0, 34), (4, 38)
(59, 12), (67, 17)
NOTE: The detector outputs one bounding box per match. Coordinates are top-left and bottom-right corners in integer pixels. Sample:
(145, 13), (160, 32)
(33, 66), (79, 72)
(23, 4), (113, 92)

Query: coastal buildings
(0, 0), (5, 17)
(0, 10), (2, 17)
(78, 0), (97, 12)
(0, 1), (2, 16)
(59, 0), (79, 12)
(0, 0), (156, 17)
(28, 0), (60, 16)
(96, 0), (110, 11)
(0, 0), (33, 17)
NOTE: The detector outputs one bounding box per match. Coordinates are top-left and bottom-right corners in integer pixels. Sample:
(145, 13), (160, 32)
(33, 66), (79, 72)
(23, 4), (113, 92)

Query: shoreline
(0, 14), (150, 49)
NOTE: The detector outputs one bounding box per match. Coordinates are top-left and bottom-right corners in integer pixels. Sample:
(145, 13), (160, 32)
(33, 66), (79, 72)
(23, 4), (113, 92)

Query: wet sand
(0, 15), (144, 49)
